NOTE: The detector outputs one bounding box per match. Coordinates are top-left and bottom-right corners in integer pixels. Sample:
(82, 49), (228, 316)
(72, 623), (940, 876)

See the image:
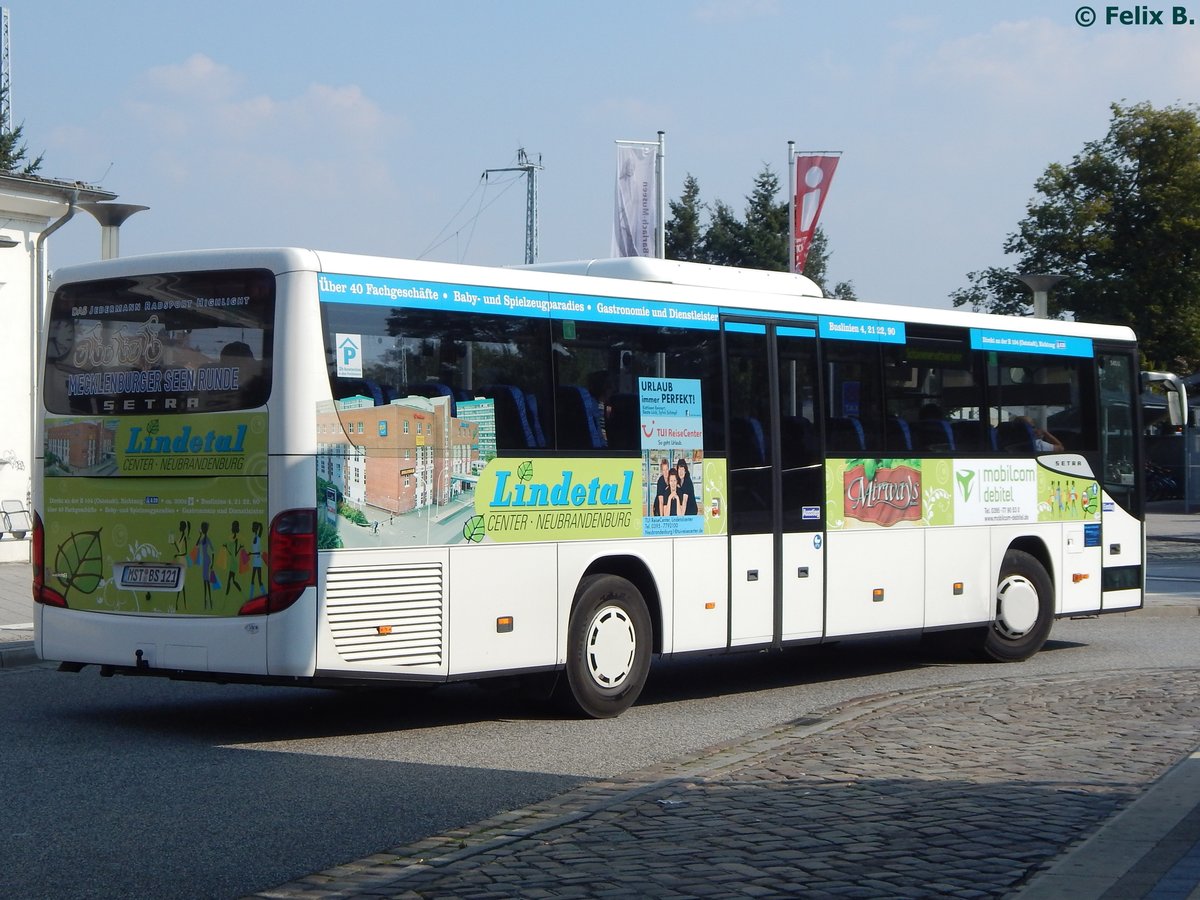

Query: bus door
(1098, 346), (1144, 611)
(723, 320), (824, 647)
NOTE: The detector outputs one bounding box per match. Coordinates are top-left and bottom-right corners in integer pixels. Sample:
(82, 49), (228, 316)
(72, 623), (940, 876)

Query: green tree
(739, 165), (789, 271)
(802, 226), (829, 286)
(665, 173), (705, 262)
(949, 266), (1028, 317)
(829, 279), (858, 301)
(0, 86), (43, 175)
(700, 199), (745, 267)
(664, 163), (855, 298)
(952, 101), (1200, 369)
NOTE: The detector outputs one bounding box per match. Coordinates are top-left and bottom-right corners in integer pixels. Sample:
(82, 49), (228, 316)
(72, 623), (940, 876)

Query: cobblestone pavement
(250, 669), (1200, 900)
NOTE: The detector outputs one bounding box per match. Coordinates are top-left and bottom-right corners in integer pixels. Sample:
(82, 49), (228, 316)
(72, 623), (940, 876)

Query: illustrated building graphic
(45, 419), (117, 472)
(316, 394), (479, 516)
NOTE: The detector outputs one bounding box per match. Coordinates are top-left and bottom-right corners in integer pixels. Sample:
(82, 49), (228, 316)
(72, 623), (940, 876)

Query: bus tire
(559, 574), (652, 719)
(983, 549), (1054, 662)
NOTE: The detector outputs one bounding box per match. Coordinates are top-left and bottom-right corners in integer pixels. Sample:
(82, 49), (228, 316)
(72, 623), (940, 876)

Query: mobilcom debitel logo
(956, 468), (977, 503)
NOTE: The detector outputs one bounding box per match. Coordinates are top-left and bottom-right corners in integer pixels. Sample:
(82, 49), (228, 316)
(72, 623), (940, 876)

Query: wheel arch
(580, 554), (663, 654)
(1003, 535), (1056, 609)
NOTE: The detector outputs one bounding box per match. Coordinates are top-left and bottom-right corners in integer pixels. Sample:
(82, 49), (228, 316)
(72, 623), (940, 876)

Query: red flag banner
(793, 154), (840, 273)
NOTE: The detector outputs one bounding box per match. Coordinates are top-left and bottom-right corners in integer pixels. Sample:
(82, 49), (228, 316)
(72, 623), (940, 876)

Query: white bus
(34, 249), (1145, 717)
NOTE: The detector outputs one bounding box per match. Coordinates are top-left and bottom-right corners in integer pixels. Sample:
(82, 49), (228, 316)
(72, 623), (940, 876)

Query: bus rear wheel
(983, 549), (1054, 662)
(559, 574), (652, 719)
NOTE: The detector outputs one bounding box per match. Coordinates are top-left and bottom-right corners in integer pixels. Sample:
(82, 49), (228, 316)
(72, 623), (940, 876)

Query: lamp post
(1016, 273), (1066, 319)
(78, 202), (149, 259)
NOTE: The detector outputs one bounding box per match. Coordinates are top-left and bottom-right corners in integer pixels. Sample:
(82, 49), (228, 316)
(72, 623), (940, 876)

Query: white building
(0, 173), (118, 562)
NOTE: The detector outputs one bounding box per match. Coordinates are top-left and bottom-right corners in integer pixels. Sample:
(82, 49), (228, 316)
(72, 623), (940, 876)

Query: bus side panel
(1101, 492), (1144, 611)
(729, 533), (775, 647)
(825, 529), (925, 637)
(1059, 523), (1103, 614)
(673, 535), (729, 653)
(265, 589), (318, 677)
(38, 604), (268, 674)
(272, 270), (328, 457)
(781, 531), (824, 642)
(315, 547), (450, 678)
(556, 540), (673, 659)
(447, 542), (558, 677)
(924, 527), (992, 629)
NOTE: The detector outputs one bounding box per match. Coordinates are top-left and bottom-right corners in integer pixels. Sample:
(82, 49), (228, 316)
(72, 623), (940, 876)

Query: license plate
(116, 563), (183, 592)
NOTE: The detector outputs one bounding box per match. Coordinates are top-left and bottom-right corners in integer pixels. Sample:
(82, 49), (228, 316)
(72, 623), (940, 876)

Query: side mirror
(1142, 371), (1189, 428)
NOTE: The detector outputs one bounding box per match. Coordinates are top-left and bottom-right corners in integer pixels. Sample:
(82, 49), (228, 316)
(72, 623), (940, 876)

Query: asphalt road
(3, 612), (1198, 899)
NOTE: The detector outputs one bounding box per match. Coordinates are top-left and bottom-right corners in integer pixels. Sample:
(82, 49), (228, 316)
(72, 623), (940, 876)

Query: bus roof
(48, 248), (1138, 345)
(517, 257), (825, 298)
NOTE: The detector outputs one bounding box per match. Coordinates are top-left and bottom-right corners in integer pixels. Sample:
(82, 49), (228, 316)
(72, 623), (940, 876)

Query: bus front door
(724, 321), (825, 648)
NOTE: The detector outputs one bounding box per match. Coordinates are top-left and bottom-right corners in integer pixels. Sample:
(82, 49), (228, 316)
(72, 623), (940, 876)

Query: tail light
(32, 511), (67, 608)
(239, 508), (317, 616)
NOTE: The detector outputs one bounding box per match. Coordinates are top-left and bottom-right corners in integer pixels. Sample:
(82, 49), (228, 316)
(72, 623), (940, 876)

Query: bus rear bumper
(37, 604), (272, 676)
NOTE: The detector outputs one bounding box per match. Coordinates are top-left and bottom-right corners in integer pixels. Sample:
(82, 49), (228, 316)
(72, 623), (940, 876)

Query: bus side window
(824, 342), (883, 453)
(881, 327), (983, 456)
(986, 354), (1098, 456)
(605, 393), (640, 452)
(481, 384), (537, 452)
(556, 385), (606, 451)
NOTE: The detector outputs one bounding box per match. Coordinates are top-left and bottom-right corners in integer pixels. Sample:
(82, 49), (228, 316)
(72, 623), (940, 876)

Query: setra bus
(34, 249), (1145, 717)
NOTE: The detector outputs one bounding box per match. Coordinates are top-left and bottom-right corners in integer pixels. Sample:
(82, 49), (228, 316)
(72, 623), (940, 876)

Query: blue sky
(7, 1), (1198, 309)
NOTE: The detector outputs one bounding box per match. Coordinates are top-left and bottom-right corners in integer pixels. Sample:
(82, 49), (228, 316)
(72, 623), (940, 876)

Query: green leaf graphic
(516, 460), (534, 482)
(54, 529), (104, 597)
(463, 515), (486, 543)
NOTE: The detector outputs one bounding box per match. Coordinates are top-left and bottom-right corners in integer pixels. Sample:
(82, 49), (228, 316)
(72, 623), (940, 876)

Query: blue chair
(826, 416), (865, 452)
(525, 393), (547, 448)
(481, 384), (536, 450)
(911, 419), (956, 452)
(886, 416), (912, 451)
(555, 385), (605, 450)
(996, 418), (1038, 453)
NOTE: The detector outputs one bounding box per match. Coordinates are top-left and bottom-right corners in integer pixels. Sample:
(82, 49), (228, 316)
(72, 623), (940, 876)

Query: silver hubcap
(995, 574), (1040, 639)
(585, 604), (637, 689)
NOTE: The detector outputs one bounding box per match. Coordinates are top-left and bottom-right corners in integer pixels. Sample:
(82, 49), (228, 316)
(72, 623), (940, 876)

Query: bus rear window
(44, 269), (274, 415)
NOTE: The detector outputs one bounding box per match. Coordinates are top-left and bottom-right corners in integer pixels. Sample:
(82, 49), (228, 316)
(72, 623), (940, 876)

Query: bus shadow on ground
(637, 631), (1089, 708)
(53, 630), (1091, 743)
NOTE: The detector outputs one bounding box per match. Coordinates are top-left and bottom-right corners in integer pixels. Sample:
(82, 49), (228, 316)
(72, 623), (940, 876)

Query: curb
(1017, 751), (1200, 897)
(0, 640), (37, 669)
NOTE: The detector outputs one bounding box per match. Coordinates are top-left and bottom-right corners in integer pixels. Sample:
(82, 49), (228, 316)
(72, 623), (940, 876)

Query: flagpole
(656, 131), (666, 258)
(787, 140), (796, 273)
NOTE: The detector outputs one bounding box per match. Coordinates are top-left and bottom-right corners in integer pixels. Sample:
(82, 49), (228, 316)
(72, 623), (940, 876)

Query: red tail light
(239, 508), (316, 615)
(32, 511), (67, 608)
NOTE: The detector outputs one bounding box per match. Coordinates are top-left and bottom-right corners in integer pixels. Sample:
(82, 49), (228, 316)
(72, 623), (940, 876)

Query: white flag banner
(612, 142), (659, 257)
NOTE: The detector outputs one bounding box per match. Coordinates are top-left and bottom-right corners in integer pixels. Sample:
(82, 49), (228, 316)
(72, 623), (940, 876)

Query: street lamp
(1016, 273), (1066, 319)
(78, 202), (149, 259)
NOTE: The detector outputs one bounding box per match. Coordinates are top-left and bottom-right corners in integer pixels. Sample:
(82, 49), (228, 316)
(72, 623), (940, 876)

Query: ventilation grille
(325, 561), (444, 667)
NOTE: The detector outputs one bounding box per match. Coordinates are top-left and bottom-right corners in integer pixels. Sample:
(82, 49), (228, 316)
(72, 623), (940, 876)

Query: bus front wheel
(559, 574), (652, 719)
(984, 549), (1054, 662)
